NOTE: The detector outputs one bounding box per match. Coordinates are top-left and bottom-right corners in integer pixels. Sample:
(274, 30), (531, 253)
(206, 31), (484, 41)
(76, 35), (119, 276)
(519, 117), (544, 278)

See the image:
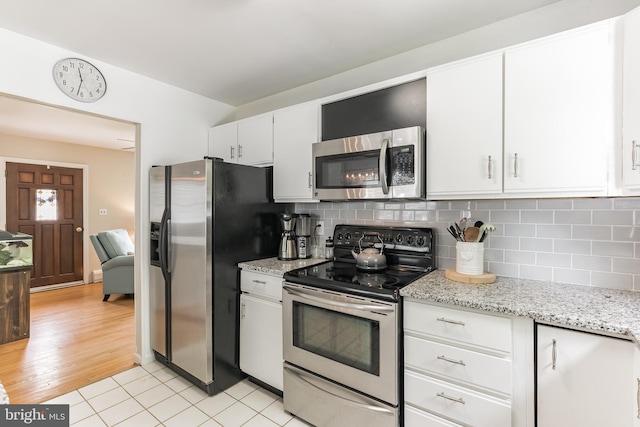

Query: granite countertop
(0, 380), (8, 404)
(401, 269), (640, 343)
(238, 257), (330, 277)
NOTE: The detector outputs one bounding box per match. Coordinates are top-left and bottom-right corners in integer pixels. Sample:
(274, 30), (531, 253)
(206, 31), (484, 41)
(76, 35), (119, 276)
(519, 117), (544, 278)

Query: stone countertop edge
(238, 257), (330, 277)
(402, 269), (640, 346)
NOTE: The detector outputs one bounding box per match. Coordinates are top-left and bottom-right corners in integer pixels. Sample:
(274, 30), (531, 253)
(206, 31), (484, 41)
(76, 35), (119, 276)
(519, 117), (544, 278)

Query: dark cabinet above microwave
(321, 78), (426, 141)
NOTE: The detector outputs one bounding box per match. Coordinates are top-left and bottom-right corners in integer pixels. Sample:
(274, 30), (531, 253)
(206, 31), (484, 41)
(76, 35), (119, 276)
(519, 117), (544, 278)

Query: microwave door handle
(379, 138), (389, 195)
(283, 285), (394, 313)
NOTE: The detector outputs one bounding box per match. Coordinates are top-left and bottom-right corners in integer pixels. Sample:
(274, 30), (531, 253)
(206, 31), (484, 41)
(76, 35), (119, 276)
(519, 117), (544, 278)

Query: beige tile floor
(44, 361), (312, 427)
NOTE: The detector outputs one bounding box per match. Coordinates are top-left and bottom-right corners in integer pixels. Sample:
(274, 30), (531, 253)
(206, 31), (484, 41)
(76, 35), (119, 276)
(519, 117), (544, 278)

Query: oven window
(292, 301), (380, 375)
(315, 150), (388, 189)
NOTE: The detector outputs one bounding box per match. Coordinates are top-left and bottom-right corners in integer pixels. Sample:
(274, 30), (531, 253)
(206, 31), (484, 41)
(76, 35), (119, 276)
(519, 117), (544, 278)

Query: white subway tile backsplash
(537, 252), (571, 268)
(537, 224), (572, 239)
(572, 255), (611, 272)
(592, 241), (634, 257)
(554, 210), (591, 225)
(572, 225), (612, 240)
(296, 197), (640, 291)
(554, 239), (591, 255)
(521, 210), (553, 224)
(593, 210), (633, 225)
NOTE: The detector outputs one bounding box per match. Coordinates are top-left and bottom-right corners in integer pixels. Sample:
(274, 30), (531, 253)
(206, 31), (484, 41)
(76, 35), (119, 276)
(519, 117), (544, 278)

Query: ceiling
(0, 0), (564, 150)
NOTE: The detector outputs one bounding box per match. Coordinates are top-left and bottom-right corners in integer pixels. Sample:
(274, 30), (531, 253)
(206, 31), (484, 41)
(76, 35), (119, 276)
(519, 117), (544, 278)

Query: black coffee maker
(278, 213), (297, 260)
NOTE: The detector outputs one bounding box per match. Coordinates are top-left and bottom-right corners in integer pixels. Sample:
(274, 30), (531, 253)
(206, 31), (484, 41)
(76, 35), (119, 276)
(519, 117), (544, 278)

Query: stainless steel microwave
(312, 126), (425, 200)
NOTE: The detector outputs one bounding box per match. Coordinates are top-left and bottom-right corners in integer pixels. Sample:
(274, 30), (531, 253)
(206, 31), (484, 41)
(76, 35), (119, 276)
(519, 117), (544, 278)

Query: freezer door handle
(159, 210), (171, 278)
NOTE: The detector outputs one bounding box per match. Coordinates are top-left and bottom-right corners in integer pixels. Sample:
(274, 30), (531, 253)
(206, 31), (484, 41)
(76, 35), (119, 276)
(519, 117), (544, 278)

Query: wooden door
(6, 162), (83, 288)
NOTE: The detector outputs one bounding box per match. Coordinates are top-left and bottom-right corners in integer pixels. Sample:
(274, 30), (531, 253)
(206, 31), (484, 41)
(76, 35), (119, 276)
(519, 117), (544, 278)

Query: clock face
(52, 58), (107, 102)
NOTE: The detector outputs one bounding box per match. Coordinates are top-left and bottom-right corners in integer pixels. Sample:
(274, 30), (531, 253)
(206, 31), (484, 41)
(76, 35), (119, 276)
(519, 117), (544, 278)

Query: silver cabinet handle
(633, 141), (638, 171)
(230, 146), (235, 159)
(238, 144), (243, 158)
(552, 339), (557, 370)
(437, 317), (465, 326)
(437, 392), (465, 405)
(636, 378), (640, 419)
(437, 355), (466, 366)
(308, 172), (312, 188)
(252, 280), (267, 284)
(513, 153), (519, 178)
(240, 302), (246, 319)
(487, 155), (492, 180)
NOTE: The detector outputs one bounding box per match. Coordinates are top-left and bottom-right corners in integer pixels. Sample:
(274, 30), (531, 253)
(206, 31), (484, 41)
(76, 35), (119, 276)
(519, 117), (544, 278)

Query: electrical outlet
(460, 210), (471, 220)
(316, 221), (324, 236)
(99, 209), (107, 215)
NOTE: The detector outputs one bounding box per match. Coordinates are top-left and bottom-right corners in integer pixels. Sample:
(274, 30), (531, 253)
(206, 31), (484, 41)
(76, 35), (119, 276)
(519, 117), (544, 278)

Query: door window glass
(36, 189), (57, 221)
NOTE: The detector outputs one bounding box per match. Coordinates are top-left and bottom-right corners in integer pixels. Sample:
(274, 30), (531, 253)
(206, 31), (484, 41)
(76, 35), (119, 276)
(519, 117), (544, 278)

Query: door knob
(76, 227), (83, 232)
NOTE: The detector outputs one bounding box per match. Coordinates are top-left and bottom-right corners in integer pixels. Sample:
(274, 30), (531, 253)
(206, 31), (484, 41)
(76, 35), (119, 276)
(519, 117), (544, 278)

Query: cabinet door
(426, 52), (503, 197)
(504, 21), (613, 196)
(239, 293), (283, 391)
(208, 122), (237, 163)
(623, 7), (640, 191)
(273, 103), (319, 201)
(237, 113), (273, 165)
(537, 325), (634, 427)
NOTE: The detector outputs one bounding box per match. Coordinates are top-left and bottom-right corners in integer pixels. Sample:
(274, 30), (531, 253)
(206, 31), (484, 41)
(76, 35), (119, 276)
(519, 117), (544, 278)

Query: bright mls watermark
(2, 405), (69, 426)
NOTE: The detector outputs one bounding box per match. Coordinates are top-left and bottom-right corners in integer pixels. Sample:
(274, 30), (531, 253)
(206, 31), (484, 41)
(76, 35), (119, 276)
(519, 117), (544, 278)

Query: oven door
(312, 126), (424, 201)
(283, 282), (399, 405)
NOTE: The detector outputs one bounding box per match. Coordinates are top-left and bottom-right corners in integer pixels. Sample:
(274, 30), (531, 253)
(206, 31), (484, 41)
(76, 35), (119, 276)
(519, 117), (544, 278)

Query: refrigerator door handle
(159, 209), (171, 278)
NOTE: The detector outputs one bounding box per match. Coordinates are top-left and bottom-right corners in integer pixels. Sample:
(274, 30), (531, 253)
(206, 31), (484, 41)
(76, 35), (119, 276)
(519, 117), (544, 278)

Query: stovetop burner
(283, 224), (436, 302)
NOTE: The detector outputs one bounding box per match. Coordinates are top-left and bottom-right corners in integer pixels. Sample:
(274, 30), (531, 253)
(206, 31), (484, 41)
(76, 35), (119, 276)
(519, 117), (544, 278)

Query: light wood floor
(0, 283), (136, 404)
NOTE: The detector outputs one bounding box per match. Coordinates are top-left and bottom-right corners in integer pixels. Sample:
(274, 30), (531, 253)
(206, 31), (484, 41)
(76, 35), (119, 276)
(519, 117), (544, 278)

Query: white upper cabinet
(426, 52), (503, 197)
(623, 6), (640, 192)
(208, 121), (237, 163)
(503, 21), (613, 196)
(273, 102), (320, 202)
(208, 113), (273, 166)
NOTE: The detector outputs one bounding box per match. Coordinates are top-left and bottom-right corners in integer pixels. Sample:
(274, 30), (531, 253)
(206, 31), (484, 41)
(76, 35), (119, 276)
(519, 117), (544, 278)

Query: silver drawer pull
(437, 317), (465, 326)
(437, 392), (465, 405)
(637, 378), (640, 419)
(552, 339), (557, 370)
(437, 355), (466, 366)
(252, 280), (267, 284)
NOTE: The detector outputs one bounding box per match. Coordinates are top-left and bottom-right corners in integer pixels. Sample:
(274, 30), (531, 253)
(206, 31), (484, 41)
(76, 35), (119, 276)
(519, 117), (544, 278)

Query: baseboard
(92, 270), (103, 282)
(30, 281), (84, 293)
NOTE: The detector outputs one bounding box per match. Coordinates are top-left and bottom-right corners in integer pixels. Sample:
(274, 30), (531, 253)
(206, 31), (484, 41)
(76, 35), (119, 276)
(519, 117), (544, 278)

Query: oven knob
(395, 234), (403, 243)
(417, 236), (425, 247)
(345, 233), (351, 240)
(406, 236), (415, 245)
(336, 233), (343, 241)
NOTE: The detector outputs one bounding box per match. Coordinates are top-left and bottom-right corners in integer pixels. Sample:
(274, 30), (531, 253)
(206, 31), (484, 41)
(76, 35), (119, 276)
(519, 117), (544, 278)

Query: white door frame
(0, 156), (90, 285)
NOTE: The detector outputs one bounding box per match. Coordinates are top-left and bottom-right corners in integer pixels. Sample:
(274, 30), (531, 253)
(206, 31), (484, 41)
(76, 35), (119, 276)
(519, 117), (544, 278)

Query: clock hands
(77, 69), (83, 95)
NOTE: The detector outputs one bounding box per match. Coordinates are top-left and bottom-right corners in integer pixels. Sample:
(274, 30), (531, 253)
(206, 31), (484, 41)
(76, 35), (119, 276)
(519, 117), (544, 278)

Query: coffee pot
(278, 213), (298, 260)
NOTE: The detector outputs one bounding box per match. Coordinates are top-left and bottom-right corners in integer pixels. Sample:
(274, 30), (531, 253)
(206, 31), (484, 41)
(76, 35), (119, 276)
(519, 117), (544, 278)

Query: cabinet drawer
(240, 270), (283, 300)
(405, 370), (511, 427)
(405, 335), (512, 395)
(405, 404), (462, 427)
(405, 301), (512, 353)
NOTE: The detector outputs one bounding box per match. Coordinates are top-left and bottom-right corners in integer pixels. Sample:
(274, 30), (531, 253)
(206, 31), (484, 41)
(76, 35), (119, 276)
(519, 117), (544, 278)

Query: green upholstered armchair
(90, 229), (134, 301)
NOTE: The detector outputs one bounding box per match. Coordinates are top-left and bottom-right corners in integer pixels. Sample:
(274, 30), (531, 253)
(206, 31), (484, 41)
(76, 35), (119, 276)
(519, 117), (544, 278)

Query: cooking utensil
(464, 226), (480, 242)
(351, 232), (387, 271)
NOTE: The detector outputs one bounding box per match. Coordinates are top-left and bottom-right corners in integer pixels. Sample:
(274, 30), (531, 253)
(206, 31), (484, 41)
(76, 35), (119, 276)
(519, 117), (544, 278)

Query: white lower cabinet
(239, 270), (283, 391)
(404, 300), (533, 427)
(536, 324), (634, 427)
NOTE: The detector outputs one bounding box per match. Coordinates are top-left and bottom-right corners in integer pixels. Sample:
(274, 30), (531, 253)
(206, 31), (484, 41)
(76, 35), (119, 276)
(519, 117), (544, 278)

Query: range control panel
(333, 224), (434, 253)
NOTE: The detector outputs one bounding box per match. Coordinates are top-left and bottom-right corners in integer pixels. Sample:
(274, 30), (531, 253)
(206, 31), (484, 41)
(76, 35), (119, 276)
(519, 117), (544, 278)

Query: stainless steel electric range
(282, 224), (435, 427)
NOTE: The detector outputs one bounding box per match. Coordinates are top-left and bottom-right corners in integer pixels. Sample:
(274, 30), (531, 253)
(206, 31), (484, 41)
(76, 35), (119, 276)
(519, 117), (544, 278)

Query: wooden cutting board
(445, 268), (496, 284)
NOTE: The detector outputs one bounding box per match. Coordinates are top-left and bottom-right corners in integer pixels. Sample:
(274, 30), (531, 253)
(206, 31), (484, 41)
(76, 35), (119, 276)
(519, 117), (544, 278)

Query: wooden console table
(0, 269), (31, 344)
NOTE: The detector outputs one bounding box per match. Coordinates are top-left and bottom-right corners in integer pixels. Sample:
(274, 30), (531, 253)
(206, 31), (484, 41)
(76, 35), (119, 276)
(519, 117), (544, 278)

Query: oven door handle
(284, 364), (395, 415)
(283, 285), (394, 313)
(379, 138), (389, 195)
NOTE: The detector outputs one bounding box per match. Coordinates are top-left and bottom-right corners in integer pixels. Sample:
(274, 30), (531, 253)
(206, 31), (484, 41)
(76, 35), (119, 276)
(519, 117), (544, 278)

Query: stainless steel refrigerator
(149, 157), (281, 395)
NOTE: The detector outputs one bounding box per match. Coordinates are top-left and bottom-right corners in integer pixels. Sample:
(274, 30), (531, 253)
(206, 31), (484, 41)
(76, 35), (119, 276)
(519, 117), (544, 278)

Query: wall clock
(52, 58), (107, 102)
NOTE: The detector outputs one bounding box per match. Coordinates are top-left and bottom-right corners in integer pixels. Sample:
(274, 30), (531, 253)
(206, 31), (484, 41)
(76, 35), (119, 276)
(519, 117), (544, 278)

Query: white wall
(0, 27), (235, 365)
(235, 0), (640, 119)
